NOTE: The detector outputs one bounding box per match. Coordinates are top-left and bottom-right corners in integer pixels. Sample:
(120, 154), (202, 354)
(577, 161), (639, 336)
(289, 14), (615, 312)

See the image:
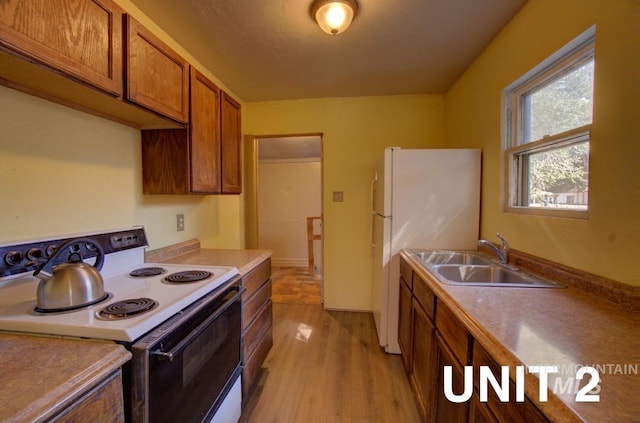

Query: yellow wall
(445, 0), (639, 286)
(0, 0), (244, 250)
(244, 95), (445, 310)
(0, 86), (243, 249)
(1, 0), (636, 316)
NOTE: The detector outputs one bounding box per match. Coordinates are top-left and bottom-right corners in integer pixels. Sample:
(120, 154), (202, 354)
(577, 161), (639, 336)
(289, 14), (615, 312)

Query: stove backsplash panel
(0, 227), (148, 277)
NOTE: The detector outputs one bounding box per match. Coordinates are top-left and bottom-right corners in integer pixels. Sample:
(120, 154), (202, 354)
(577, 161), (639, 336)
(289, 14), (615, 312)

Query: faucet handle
(496, 233), (510, 252)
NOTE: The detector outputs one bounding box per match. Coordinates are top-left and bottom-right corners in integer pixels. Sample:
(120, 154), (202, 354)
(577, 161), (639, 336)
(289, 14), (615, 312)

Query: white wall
(257, 160), (321, 268)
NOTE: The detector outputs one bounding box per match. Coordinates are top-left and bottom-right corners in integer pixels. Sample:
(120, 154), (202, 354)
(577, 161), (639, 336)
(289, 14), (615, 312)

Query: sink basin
(433, 265), (564, 288)
(409, 250), (493, 266)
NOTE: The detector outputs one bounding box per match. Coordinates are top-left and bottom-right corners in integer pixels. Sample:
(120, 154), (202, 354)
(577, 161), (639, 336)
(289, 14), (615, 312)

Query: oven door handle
(150, 286), (245, 361)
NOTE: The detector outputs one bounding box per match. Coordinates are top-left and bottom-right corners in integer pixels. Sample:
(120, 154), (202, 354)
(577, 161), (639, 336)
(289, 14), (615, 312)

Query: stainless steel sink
(406, 248), (564, 288)
(433, 264), (564, 288)
(408, 250), (493, 266)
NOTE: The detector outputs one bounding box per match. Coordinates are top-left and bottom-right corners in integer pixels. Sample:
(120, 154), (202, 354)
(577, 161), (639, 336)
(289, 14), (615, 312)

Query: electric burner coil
(96, 298), (159, 320)
(129, 267), (167, 277)
(163, 270), (213, 284)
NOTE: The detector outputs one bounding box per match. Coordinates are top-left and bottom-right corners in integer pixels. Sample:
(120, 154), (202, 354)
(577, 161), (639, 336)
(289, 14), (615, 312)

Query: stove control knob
(45, 245), (58, 258)
(85, 242), (98, 252)
(4, 251), (24, 266)
(26, 248), (44, 261)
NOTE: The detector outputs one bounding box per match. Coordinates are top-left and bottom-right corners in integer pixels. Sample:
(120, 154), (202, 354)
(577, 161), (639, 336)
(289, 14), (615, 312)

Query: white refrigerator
(370, 147), (481, 354)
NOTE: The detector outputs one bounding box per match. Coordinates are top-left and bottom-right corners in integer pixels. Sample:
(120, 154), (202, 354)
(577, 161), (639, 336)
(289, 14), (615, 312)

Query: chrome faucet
(478, 233), (510, 264)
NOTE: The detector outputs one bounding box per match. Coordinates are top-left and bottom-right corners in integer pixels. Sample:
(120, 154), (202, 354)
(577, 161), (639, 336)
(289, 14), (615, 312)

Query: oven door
(131, 283), (244, 423)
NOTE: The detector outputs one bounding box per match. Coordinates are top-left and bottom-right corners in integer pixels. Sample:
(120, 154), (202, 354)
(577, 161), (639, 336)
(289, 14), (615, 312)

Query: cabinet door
(398, 275), (413, 372)
(0, 0), (122, 96)
(125, 15), (188, 123)
(472, 341), (551, 423)
(220, 92), (242, 194)
(435, 334), (469, 423)
(411, 300), (436, 423)
(189, 68), (221, 193)
(141, 128), (189, 194)
(53, 370), (125, 422)
(469, 394), (499, 423)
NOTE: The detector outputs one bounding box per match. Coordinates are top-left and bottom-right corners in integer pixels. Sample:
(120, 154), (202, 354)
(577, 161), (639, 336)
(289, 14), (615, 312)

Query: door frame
(243, 133), (324, 293)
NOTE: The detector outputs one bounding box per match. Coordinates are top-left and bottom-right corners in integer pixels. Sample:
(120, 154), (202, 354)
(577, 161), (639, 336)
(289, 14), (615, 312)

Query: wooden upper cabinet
(190, 68), (221, 193)
(124, 15), (188, 123)
(221, 92), (242, 194)
(0, 0), (123, 96)
(141, 67), (241, 195)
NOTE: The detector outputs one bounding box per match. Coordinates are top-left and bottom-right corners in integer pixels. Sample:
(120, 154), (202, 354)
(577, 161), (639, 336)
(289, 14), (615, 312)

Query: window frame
(502, 27), (595, 220)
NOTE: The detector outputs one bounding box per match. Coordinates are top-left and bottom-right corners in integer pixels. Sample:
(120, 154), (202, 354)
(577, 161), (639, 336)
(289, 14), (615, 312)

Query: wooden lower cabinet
(399, 255), (551, 423)
(398, 275), (413, 372)
(50, 370), (124, 423)
(469, 394), (498, 423)
(398, 259), (438, 422)
(241, 258), (273, 398)
(411, 300), (436, 422)
(435, 333), (469, 423)
(472, 342), (550, 423)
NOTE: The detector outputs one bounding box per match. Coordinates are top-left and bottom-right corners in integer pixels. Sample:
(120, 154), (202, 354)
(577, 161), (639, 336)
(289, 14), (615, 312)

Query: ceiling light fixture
(311, 0), (359, 36)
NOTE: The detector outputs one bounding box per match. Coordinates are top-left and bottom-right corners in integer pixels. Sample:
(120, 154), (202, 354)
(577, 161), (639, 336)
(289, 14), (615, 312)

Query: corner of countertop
(145, 239), (201, 263)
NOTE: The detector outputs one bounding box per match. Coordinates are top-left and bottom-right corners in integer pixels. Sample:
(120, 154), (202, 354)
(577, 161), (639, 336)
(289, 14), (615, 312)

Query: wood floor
(240, 268), (421, 423)
(270, 266), (322, 305)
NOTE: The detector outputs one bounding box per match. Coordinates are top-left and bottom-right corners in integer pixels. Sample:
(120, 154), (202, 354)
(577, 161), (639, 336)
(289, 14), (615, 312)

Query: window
(503, 27), (595, 219)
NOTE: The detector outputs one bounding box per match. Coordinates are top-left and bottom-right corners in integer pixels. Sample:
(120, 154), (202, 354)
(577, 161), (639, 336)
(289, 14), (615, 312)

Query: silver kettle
(33, 238), (107, 312)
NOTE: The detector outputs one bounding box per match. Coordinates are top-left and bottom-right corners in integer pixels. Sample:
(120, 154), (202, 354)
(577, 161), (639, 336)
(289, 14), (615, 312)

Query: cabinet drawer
(242, 299), (272, 360)
(243, 279), (271, 331)
(413, 273), (435, 320)
(400, 257), (413, 290)
(242, 259), (271, 300)
(242, 324), (273, 397)
(435, 302), (470, 365)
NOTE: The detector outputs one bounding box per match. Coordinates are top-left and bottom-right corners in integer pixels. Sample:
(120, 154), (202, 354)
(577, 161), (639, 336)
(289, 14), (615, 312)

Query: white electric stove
(0, 226), (243, 423)
(0, 227), (239, 342)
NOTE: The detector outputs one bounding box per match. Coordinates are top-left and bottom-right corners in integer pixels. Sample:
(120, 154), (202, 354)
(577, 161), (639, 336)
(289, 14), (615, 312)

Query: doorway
(244, 134), (324, 302)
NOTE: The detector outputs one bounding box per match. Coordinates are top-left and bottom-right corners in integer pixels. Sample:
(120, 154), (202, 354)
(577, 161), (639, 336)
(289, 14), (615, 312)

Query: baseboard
(271, 258), (308, 268)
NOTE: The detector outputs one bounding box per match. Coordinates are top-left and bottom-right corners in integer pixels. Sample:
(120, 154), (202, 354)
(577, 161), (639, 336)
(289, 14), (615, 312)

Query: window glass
(523, 59), (594, 143)
(503, 27), (595, 218)
(524, 140), (589, 209)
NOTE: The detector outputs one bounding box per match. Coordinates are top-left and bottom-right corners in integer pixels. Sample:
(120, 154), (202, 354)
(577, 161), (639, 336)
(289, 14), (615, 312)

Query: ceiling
(128, 0), (527, 102)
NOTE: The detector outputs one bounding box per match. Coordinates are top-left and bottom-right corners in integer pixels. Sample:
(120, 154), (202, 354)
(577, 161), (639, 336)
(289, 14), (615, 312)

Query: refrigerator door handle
(370, 212), (376, 248)
(370, 176), (377, 248)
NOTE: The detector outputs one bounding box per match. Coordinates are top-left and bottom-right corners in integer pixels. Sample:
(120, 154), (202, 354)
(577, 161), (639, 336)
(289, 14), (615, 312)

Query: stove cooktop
(0, 262), (238, 342)
(0, 227), (239, 342)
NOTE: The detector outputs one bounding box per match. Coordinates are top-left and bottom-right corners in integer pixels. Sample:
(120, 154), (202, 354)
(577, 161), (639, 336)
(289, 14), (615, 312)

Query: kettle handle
(33, 238), (104, 280)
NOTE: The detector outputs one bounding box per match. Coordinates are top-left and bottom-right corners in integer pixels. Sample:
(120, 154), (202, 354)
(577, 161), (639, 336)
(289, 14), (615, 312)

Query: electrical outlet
(177, 214), (185, 232)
